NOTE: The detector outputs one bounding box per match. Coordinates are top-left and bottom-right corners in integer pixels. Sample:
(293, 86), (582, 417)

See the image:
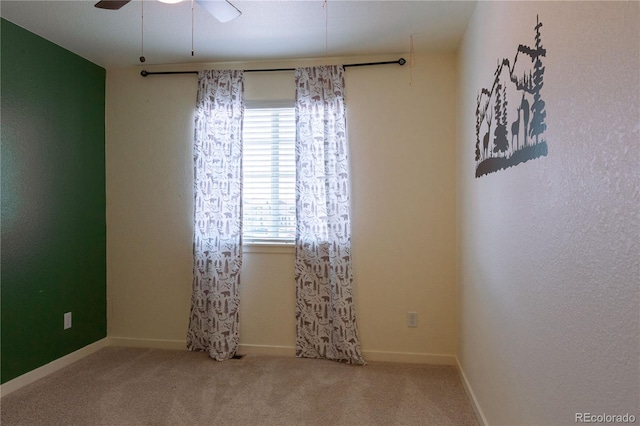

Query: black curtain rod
(140, 58), (406, 77)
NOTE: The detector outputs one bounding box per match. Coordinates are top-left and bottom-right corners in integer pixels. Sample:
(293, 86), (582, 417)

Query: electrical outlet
(64, 312), (72, 330)
(407, 312), (418, 328)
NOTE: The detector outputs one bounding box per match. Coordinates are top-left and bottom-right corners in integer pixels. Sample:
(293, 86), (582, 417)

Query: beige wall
(457, 2), (639, 424)
(106, 53), (459, 362)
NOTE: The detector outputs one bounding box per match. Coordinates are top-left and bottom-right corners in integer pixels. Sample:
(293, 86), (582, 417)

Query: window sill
(242, 243), (295, 254)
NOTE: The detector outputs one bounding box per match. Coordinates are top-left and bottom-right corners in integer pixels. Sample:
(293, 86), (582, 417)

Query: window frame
(242, 99), (296, 250)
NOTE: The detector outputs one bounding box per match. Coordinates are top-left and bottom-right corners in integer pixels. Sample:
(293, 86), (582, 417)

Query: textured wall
(106, 53), (459, 361)
(457, 2), (639, 424)
(1, 19), (107, 384)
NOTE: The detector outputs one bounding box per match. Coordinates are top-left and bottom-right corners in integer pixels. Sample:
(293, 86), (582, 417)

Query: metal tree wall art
(475, 15), (548, 178)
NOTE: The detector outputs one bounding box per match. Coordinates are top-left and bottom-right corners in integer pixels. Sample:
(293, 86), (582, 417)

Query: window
(242, 101), (296, 244)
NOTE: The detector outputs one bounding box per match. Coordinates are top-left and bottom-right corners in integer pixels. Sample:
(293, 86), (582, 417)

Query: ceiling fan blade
(95, 0), (131, 10)
(195, 0), (242, 23)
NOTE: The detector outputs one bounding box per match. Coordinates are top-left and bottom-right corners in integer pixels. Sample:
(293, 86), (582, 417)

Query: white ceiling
(0, 0), (476, 69)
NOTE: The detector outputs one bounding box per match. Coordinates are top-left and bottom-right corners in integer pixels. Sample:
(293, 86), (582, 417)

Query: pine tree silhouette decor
(474, 15), (549, 178)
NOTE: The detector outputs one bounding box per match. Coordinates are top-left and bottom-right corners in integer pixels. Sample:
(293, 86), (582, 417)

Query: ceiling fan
(94, 0), (242, 23)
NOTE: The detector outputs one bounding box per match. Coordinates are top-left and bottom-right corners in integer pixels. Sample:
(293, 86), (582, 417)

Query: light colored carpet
(1, 347), (479, 425)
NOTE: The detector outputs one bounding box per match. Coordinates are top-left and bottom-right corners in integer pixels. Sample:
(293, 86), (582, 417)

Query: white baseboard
(0, 338), (109, 398)
(107, 338), (456, 365)
(455, 356), (488, 426)
(243, 346), (455, 364)
(109, 336), (186, 350)
(108, 338), (297, 358)
(238, 345), (456, 365)
(363, 350), (456, 365)
(108, 339), (296, 357)
(238, 344), (295, 357)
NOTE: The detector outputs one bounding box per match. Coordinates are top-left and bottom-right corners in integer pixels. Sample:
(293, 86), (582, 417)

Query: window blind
(242, 105), (296, 244)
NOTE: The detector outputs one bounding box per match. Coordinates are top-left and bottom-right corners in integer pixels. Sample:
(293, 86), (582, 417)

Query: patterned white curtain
(294, 65), (366, 365)
(187, 70), (244, 361)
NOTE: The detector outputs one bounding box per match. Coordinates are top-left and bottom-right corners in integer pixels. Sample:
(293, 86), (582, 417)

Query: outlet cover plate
(407, 312), (417, 328)
(64, 312), (72, 330)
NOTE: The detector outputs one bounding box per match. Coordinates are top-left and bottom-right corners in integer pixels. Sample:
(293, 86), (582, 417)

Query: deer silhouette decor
(511, 106), (521, 151)
(483, 110), (492, 159)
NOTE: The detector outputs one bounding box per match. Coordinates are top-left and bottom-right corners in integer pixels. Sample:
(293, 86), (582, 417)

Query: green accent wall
(1, 18), (106, 384)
